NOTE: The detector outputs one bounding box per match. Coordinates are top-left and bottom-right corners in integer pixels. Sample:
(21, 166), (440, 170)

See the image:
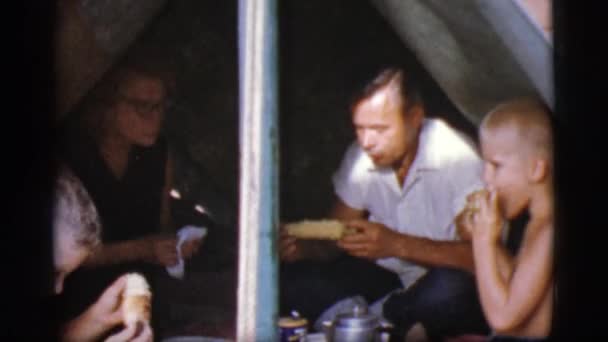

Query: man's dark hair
(350, 67), (424, 115)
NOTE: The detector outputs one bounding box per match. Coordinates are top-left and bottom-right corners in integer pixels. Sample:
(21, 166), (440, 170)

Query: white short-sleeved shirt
(332, 118), (484, 288)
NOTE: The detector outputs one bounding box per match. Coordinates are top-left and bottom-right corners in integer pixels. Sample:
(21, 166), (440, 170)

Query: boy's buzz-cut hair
(53, 166), (101, 248)
(481, 98), (554, 160)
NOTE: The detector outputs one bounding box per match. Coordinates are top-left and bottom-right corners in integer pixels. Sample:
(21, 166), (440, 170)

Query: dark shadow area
(551, 0), (607, 340)
(6, 2), (57, 340)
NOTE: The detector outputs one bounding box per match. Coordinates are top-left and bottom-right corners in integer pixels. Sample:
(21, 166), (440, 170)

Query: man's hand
(62, 275), (127, 342)
(142, 235), (178, 266)
(279, 225), (303, 262)
(181, 237), (203, 260)
(337, 219), (402, 259)
(467, 190), (504, 243)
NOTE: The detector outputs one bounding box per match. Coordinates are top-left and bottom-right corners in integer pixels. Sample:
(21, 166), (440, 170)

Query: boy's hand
(457, 188), (491, 241)
(469, 190), (504, 243)
(455, 208), (473, 241)
(337, 219), (401, 259)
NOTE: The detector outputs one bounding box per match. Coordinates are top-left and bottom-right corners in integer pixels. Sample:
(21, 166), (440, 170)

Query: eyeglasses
(119, 95), (172, 119)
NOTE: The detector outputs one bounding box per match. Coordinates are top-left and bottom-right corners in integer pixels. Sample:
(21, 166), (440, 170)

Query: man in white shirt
(280, 67), (489, 340)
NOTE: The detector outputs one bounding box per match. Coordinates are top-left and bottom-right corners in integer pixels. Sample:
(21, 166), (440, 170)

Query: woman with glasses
(57, 56), (202, 338)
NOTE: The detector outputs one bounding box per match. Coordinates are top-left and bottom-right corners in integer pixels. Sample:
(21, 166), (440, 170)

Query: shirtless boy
(462, 98), (554, 341)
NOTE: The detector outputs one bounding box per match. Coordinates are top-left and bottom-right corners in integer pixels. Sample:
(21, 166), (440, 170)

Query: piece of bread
(284, 219), (353, 240)
(122, 273), (152, 326)
(465, 189), (489, 211)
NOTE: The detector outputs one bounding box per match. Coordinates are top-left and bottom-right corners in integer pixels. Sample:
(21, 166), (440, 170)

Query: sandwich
(464, 189), (489, 212)
(122, 273), (152, 326)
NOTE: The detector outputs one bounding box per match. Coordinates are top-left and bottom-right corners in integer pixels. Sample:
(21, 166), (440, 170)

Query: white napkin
(166, 225), (207, 279)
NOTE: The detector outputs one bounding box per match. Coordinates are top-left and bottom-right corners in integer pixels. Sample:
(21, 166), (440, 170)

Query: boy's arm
(494, 246), (516, 282)
(473, 225), (553, 332)
(394, 234), (476, 273)
(457, 209), (515, 278)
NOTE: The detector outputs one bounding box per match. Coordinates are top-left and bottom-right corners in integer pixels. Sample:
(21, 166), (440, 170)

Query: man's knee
(382, 289), (413, 328)
(381, 268), (486, 337)
(420, 269), (489, 336)
(425, 267), (475, 284)
(420, 268), (477, 300)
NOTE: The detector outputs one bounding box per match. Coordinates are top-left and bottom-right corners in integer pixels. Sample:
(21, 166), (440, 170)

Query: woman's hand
(141, 235), (178, 266)
(181, 237), (203, 260)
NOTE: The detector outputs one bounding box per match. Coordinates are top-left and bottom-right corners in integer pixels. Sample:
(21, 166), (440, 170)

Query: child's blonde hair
(481, 98), (553, 161)
(53, 166), (101, 248)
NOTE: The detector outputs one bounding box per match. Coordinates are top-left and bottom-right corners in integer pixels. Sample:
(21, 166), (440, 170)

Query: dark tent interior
(8, 0), (606, 340)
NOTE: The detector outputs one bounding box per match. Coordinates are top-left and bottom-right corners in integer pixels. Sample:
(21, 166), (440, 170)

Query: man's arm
(359, 185), (491, 272)
(393, 234), (475, 272)
(339, 219), (476, 273)
(399, 230), (515, 276)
